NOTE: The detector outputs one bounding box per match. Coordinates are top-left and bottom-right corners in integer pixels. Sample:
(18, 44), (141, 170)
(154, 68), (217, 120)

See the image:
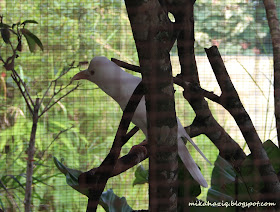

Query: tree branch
(112, 57), (246, 168)
(124, 0), (179, 210)
(24, 98), (40, 212)
(262, 0), (280, 147)
(79, 82), (145, 212)
(10, 70), (34, 116)
(205, 46), (280, 206)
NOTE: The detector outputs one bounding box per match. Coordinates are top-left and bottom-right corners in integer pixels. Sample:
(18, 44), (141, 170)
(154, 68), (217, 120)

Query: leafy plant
(208, 140), (280, 210)
(0, 16), (80, 211)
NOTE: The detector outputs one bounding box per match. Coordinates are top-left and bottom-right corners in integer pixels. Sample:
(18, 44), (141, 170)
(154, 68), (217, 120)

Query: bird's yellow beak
(71, 69), (88, 81)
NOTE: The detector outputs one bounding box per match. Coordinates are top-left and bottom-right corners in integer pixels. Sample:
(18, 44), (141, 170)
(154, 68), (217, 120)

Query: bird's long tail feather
(178, 138), (208, 188)
(181, 135), (212, 165)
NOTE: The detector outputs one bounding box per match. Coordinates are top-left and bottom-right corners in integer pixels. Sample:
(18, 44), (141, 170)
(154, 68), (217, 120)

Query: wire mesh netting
(0, 0), (278, 211)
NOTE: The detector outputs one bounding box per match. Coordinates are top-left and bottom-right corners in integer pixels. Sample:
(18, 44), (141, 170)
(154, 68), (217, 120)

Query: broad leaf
(21, 28), (43, 52)
(53, 157), (133, 211)
(207, 140), (280, 207)
(53, 157), (88, 196)
(133, 165), (148, 186)
(239, 140), (280, 197)
(99, 189), (132, 212)
(21, 20), (38, 25)
(1, 28), (10, 44)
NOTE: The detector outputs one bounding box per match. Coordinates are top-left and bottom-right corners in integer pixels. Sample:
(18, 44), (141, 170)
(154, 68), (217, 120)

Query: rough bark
(124, 0), (179, 211)
(205, 46), (280, 207)
(161, 0), (247, 170)
(24, 98), (40, 212)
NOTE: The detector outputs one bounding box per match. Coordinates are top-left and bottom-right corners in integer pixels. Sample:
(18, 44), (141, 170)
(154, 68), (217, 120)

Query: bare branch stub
(205, 46), (280, 206)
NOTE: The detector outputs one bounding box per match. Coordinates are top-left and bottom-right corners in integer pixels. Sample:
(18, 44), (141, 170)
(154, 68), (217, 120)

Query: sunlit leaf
(133, 165), (148, 186)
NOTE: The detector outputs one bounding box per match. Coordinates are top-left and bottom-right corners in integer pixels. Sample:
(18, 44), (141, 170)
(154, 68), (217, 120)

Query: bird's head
(71, 56), (110, 83)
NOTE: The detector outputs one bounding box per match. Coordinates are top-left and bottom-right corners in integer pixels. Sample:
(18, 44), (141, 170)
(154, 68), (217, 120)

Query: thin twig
(39, 80), (54, 107)
(0, 179), (21, 211)
(37, 126), (74, 163)
(39, 82), (79, 118)
(11, 67), (34, 107)
(39, 64), (76, 107)
(11, 71), (33, 115)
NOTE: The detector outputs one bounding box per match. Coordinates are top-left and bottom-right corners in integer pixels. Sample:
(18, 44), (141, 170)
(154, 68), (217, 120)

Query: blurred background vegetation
(0, 0), (277, 211)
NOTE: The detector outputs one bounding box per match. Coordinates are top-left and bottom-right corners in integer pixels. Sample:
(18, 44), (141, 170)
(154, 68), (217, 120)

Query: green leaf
(20, 28), (43, 52)
(0, 198), (5, 211)
(1, 28), (10, 44)
(133, 165), (148, 186)
(262, 140), (280, 173)
(207, 155), (251, 203)
(239, 140), (280, 193)
(21, 29), (35, 52)
(99, 189), (133, 212)
(7, 175), (25, 190)
(207, 140), (280, 205)
(21, 20), (38, 25)
(53, 157), (88, 196)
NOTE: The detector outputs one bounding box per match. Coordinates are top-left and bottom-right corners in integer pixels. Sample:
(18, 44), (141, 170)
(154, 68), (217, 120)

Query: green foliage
(207, 140), (280, 209)
(0, 18), (43, 54)
(99, 189), (133, 212)
(53, 157), (87, 196)
(21, 28), (44, 52)
(54, 157), (133, 211)
(133, 165), (148, 186)
(194, 0), (273, 55)
(0, 0), (276, 211)
(1, 28), (10, 44)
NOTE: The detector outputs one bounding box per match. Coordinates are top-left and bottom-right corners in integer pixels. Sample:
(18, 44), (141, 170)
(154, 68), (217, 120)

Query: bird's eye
(89, 70), (94, 75)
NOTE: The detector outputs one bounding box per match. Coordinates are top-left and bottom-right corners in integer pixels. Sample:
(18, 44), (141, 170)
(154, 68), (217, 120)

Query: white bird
(72, 56), (209, 187)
